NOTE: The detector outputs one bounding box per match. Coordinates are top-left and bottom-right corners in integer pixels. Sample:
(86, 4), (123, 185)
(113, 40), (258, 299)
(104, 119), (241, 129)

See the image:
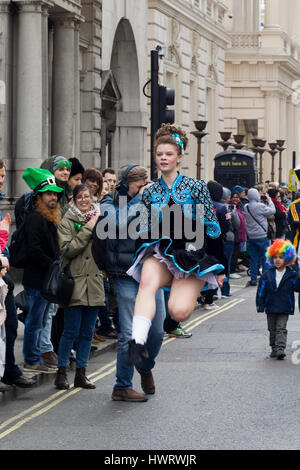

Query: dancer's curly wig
(154, 124), (188, 155)
(266, 238), (296, 266)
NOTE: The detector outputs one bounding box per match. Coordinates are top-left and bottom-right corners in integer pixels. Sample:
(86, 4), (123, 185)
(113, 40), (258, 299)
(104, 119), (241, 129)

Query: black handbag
(41, 242), (74, 307)
(15, 289), (28, 314)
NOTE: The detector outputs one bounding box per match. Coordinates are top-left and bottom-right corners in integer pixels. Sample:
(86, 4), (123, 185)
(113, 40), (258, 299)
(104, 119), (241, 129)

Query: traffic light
(158, 85), (175, 127)
(150, 49), (175, 179)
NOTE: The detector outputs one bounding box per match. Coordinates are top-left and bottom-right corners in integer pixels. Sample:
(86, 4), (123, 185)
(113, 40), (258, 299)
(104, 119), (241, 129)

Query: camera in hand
(261, 195), (268, 203)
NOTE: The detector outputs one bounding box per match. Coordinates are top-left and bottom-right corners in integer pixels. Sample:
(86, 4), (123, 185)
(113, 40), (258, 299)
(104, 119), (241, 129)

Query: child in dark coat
(256, 239), (300, 359)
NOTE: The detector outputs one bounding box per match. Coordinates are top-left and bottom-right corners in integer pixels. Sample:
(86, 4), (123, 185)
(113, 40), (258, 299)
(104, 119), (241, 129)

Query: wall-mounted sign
(288, 169), (298, 192)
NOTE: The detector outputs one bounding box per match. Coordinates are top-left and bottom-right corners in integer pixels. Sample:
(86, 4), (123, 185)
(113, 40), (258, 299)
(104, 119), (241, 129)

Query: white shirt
(276, 268), (286, 287)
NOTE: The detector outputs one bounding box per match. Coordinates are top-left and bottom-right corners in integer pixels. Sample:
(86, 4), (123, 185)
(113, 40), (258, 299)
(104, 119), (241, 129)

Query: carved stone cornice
(148, 0), (230, 48)
(50, 11), (84, 28)
(0, 2), (12, 13)
(14, 0), (54, 14)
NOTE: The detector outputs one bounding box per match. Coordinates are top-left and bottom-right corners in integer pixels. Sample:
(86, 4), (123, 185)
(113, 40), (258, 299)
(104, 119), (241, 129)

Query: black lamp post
(267, 142), (279, 182)
(217, 132), (233, 151)
(251, 138), (267, 183)
(276, 140), (286, 185)
(232, 134), (246, 150)
(191, 121), (208, 180)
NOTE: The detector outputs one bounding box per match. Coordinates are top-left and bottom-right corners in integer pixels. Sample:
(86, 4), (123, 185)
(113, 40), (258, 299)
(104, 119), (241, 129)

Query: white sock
(132, 316), (152, 345)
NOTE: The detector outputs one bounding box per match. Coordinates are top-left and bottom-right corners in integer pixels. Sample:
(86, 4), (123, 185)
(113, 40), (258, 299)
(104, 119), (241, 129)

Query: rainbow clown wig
(266, 239), (296, 266)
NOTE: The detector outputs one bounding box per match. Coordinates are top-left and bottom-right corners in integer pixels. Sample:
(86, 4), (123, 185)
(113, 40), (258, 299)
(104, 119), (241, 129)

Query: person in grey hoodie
(244, 188), (275, 286)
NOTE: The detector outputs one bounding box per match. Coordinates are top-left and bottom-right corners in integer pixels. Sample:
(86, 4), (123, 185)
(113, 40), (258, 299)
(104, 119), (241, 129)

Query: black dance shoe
(163, 316), (179, 334)
(127, 340), (149, 366)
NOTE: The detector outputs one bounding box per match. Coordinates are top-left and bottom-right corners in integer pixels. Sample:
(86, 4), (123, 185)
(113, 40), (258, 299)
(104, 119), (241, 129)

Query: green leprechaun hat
(23, 167), (64, 195)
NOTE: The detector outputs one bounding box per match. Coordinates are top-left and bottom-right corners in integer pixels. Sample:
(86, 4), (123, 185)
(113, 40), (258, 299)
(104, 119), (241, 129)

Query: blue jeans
(23, 286), (51, 365)
(57, 306), (99, 368)
(39, 303), (57, 354)
(249, 237), (269, 282)
(221, 240), (234, 296)
(113, 277), (166, 390)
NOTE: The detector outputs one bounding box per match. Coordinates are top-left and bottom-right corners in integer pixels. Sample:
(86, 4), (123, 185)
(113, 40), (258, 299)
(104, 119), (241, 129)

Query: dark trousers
(2, 275), (22, 382)
(51, 307), (65, 354)
(267, 313), (289, 351)
(203, 289), (215, 305)
(230, 242), (240, 273)
(96, 277), (115, 335)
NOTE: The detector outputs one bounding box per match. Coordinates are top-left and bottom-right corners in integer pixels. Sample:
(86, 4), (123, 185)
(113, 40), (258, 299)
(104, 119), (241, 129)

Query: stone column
(278, 93), (288, 182)
(42, 4), (49, 161)
(51, 16), (76, 158)
(15, 1), (50, 196)
(0, 1), (12, 198)
(263, 90), (280, 181)
(74, 22), (81, 158)
(233, 0), (244, 33)
(293, 103), (299, 161)
(287, 96), (295, 167)
(289, 0), (300, 44)
(264, 0), (281, 29)
(244, 0), (260, 32)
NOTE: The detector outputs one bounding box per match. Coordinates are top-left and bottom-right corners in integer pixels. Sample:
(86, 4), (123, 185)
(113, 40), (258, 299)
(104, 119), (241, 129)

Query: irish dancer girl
(126, 124), (227, 365)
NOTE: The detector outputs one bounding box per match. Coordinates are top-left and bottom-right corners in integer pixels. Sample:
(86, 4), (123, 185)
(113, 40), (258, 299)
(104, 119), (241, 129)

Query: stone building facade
(0, 0), (85, 200)
(224, 0), (300, 184)
(1, 0), (299, 209)
(0, 0), (231, 207)
(147, 0), (230, 181)
(100, 0), (149, 170)
(0, 0), (149, 206)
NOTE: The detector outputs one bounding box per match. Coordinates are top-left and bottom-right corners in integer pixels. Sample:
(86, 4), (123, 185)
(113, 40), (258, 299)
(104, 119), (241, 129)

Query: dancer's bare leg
(133, 256), (173, 321)
(168, 277), (205, 323)
(130, 257), (173, 348)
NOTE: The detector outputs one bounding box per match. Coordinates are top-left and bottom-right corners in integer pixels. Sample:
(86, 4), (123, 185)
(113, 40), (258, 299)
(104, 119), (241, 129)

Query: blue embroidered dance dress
(127, 173), (225, 288)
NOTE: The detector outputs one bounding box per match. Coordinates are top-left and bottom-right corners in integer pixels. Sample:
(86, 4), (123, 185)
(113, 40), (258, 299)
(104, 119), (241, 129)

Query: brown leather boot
(112, 388), (148, 402)
(74, 367), (96, 389)
(54, 366), (69, 390)
(135, 366), (155, 394)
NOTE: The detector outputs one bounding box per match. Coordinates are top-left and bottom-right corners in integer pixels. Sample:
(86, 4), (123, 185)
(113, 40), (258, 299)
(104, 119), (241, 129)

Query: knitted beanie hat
(69, 157), (85, 177)
(207, 181), (223, 202)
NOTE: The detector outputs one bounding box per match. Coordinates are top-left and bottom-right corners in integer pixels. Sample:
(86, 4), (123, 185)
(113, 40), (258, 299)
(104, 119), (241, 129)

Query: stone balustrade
(189, 0), (227, 25)
(230, 33), (261, 49)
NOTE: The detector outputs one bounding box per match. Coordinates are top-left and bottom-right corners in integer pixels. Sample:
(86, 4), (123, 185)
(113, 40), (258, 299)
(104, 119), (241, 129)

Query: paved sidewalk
(0, 282), (118, 405)
(0, 317), (118, 405)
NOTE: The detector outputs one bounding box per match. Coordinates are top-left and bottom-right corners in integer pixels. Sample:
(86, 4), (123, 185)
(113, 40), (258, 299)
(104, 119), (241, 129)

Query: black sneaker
(163, 316), (179, 334)
(270, 349), (277, 358)
(276, 349), (286, 360)
(127, 340), (149, 366)
(245, 280), (257, 287)
(2, 374), (37, 388)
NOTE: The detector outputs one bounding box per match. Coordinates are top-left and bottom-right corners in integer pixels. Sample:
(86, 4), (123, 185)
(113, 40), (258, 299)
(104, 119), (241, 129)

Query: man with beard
(22, 168), (63, 373)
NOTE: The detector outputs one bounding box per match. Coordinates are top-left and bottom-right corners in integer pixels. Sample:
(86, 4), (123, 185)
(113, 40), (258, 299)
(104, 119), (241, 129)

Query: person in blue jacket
(256, 238), (300, 360)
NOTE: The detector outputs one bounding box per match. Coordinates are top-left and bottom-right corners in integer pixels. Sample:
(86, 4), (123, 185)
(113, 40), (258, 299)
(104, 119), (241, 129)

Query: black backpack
(14, 192), (33, 229)
(8, 219), (29, 269)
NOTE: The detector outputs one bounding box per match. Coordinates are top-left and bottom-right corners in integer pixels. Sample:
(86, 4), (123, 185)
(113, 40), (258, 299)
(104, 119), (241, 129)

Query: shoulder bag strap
(246, 205), (267, 235)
